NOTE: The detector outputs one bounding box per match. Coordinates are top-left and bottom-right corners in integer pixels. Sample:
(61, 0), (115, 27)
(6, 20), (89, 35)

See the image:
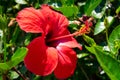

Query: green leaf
(104, 16), (114, 28)
(106, 16), (114, 27)
(85, 46), (93, 54)
(83, 35), (96, 46)
(94, 47), (120, 80)
(0, 47), (27, 72)
(0, 63), (10, 72)
(11, 47), (28, 63)
(116, 6), (120, 14)
(7, 47), (28, 69)
(77, 53), (89, 59)
(86, 46), (120, 80)
(109, 25), (120, 54)
(54, 6), (79, 17)
(84, 0), (102, 16)
(24, 33), (32, 46)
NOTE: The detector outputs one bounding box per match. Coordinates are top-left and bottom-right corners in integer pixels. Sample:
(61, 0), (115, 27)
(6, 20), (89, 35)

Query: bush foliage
(0, 0), (120, 80)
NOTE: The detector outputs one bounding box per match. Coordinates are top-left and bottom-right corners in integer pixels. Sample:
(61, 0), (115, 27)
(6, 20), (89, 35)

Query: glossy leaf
(84, 0), (102, 16)
(86, 46), (120, 80)
(109, 25), (120, 54)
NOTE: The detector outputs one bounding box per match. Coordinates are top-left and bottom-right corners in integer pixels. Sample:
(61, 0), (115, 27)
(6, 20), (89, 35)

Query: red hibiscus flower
(16, 4), (82, 79)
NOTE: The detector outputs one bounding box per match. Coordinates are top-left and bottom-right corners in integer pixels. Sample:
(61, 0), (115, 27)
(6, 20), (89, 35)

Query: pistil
(46, 31), (80, 42)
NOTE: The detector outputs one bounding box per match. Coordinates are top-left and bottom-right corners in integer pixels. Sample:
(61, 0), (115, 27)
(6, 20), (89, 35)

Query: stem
(78, 63), (90, 80)
(105, 23), (111, 52)
(2, 71), (9, 80)
(2, 74), (7, 80)
(13, 67), (27, 80)
(104, 17), (111, 52)
(105, 28), (109, 45)
(3, 31), (7, 62)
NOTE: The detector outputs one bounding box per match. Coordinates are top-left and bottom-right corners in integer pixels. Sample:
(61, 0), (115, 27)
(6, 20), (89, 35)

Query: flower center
(46, 20), (92, 43)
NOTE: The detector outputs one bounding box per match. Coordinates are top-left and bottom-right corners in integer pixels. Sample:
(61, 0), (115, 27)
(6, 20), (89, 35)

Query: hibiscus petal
(54, 45), (77, 79)
(40, 5), (69, 37)
(24, 36), (58, 76)
(16, 7), (45, 33)
(58, 37), (82, 50)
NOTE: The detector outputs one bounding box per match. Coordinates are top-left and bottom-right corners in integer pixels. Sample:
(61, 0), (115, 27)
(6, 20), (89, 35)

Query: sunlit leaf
(92, 10), (104, 19)
(15, 0), (27, 4)
(106, 16), (114, 26)
(77, 53), (89, 59)
(10, 71), (19, 79)
(91, 2), (106, 19)
(94, 21), (105, 35)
